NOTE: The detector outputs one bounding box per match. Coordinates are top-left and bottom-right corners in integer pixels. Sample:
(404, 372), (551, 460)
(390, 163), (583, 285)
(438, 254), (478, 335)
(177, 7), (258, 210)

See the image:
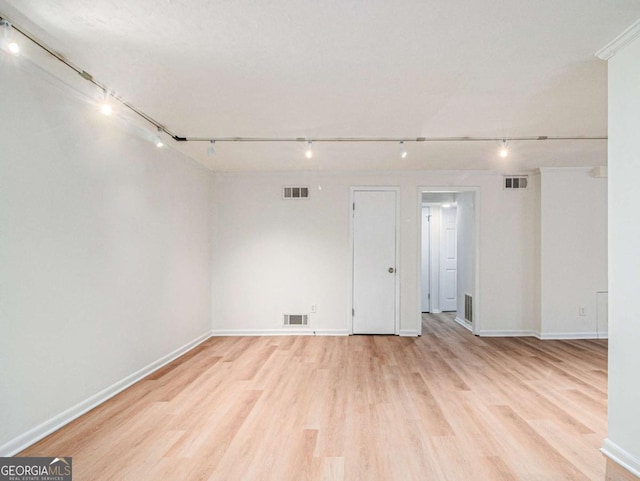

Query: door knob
(388, 267), (395, 273)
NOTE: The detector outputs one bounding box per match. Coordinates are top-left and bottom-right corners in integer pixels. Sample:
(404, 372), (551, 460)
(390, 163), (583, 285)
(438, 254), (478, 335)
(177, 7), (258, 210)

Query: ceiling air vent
(284, 314), (309, 326)
(283, 186), (309, 199)
(504, 175), (528, 190)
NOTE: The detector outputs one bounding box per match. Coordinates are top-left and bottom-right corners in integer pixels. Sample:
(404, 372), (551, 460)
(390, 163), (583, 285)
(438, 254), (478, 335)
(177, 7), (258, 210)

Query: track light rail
(1, 12), (608, 152)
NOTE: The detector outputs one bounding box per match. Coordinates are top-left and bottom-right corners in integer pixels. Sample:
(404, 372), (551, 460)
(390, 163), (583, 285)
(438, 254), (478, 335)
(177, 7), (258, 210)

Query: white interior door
(421, 206), (430, 312)
(352, 189), (397, 334)
(439, 205), (457, 312)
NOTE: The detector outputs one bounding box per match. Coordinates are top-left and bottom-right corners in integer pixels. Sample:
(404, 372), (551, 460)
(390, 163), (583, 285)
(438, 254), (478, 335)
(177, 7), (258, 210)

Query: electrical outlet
(311, 304), (317, 313)
(578, 306), (586, 317)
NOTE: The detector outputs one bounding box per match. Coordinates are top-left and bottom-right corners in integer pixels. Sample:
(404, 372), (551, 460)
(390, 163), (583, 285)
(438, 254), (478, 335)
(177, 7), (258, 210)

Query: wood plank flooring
(20, 313), (635, 481)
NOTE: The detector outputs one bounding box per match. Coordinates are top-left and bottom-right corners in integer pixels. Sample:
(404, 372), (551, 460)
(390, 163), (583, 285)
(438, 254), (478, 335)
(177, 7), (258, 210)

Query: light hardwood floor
(20, 313), (636, 480)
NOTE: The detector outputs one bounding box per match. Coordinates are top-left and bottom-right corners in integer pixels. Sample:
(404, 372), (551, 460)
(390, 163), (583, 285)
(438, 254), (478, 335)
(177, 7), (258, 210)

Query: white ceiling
(2, 0), (639, 172)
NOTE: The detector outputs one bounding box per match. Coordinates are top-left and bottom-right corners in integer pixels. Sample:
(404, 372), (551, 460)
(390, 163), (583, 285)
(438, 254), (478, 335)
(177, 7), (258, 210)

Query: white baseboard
(475, 329), (609, 340)
(537, 331), (609, 340)
(602, 438), (640, 478)
(476, 330), (538, 337)
(315, 329), (350, 336)
(454, 316), (473, 332)
(211, 328), (350, 336)
(399, 330), (419, 337)
(0, 330), (212, 457)
(430, 309), (442, 314)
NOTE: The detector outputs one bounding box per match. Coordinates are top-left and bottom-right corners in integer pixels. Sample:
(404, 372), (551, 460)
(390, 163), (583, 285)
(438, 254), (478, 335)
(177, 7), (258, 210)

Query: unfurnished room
(1, 1), (640, 480)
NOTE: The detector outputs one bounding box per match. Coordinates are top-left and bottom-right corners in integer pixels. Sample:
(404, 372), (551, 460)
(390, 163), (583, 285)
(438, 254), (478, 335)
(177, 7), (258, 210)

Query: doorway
(351, 187), (399, 334)
(419, 189), (478, 335)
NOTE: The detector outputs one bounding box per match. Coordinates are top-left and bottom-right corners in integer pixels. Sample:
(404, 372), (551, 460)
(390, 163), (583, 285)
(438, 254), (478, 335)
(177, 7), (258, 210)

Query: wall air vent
(504, 175), (528, 190)
(284, 314), (309, 326)
(464, 294), (473, 323)
(283, 186), (309, 199)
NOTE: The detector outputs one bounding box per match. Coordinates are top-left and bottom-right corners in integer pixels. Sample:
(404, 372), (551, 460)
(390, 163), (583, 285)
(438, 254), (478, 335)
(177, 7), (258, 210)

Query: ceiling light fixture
(100, 104), (112, 116)
(1, 19), (19, 56)
(99, 90), (112, 116)
(499, 139), (509, 158)
(207, 140), (216, 157)
(155, 128), (164, 148)
(305, 141), (313, 159)
(7, 39), (19, 55)
(399, 141), (408, 159)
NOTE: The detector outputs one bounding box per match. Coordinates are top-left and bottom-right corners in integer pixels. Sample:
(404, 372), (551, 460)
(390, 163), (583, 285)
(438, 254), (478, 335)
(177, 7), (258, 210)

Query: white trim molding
(602, 438), (640, 478)
(454, 316), (473, 332)
(538, 166), (595, 173)
(399, 330), (420, 337)
(475, 330), (609, 340)
(537, 331), (608, 340)
(211, 329), (350, 336)
(476, 330), (538, 337)
(0, 331), (212, 457)
(595, 18), (640, 60)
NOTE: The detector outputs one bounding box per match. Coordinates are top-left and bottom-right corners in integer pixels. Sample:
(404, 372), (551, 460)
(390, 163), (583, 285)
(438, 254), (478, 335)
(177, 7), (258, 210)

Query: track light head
(99, 90), (112, 116)
(305, 141), (313, 159)
(499, 139), (509, 158)
(399, 141), (408, 159)
(155, 128), (164, 148)
(7, 40), (19, 55)
(1, 19), (20, 56)
(100, 103), (112, 116)
(207, 140), (216, 157)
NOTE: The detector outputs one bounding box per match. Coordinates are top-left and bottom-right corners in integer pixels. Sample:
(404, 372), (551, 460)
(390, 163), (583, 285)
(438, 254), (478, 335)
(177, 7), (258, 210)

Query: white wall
(212, 170), (540, 336)
(455, 192), (476, 322)
(539, 168), (608, 338)
(479, 173), (541, 335)
(603, 32), (640, 476)
(0, 54), (214, 453)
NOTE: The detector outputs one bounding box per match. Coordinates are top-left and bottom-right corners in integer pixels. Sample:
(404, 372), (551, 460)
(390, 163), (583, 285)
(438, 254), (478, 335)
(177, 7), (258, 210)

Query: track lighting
(155, 128), (164, 148)
(207, 140), (216, 157)
(0, 15), (608, 161)
(99, 90), (112, 116)
(100, 104), (112, 116)
(499, 140), (509, 158)
(7, 40), (19, 55)
(399, 141), (408, 159)
(1, 19), (19, 56)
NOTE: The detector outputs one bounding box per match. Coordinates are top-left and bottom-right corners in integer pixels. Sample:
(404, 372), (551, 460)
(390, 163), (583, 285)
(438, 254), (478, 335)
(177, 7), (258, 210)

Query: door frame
(349, 186), (401, 335)
(420, 204), (431, 313)
(417, 186), (481, 336)
(421, 203), (443, 314)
